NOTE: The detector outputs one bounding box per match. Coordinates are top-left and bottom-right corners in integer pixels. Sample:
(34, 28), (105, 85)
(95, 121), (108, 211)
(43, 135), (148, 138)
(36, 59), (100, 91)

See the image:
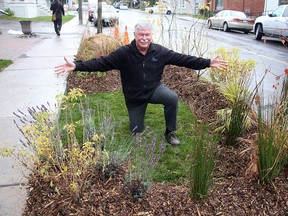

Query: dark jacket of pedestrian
(50, 0), (65, 36)
(74, 39), (211, 104)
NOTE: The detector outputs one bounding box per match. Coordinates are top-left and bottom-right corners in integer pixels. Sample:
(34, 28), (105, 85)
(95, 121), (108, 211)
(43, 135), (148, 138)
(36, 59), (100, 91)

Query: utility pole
(78, 0), (83, 25)
(97, 1), (103, 33)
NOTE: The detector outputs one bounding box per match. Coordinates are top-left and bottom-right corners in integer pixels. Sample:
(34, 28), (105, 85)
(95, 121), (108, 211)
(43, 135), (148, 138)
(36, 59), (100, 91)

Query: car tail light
(232, 18), (243, 22)
(248, 20), (255, 24)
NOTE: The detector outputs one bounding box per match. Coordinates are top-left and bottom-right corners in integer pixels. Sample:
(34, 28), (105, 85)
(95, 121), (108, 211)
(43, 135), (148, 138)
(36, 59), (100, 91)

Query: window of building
(216, 0), (224, 11)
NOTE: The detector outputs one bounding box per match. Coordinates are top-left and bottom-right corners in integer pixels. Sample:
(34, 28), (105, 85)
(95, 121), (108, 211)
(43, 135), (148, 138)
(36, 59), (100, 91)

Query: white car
(253, 4), (288, 41)
(145, 4), (172, 15)
(93, 3), (119, 27)
(119, 3), (128, 10)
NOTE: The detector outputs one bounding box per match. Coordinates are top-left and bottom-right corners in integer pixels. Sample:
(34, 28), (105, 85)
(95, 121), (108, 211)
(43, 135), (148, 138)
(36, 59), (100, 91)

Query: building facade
(205, 0), (287, 17)
(0, 0), (51, 17)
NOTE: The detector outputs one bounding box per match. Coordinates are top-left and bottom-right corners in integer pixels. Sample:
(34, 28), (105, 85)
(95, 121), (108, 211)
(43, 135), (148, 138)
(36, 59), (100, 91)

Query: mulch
(23, 65), (288, 215)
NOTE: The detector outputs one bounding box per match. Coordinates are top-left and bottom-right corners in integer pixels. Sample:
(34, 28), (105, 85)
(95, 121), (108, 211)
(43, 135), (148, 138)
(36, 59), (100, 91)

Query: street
(84, 8), (287, 103)
(59, 8), (288, 103)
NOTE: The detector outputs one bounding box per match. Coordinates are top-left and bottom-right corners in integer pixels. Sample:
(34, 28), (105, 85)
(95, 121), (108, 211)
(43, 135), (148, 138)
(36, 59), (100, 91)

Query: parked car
(93, 3), (119, 27)
(145, 4), (173, 15)
(113, 2), (120, 9)
(253, 4), (288, 42)
(207, 10), (255, 34)
(119, 2), (128, 10)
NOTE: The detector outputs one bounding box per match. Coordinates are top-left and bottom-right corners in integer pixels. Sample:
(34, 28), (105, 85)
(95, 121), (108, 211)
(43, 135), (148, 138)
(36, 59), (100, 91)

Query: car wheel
(255, 24), (263, 40)
(166, 10), (171, 15)
(207, 20), (212, 29)
(243, 30), (249, 34)
(223, 22), (230, 32)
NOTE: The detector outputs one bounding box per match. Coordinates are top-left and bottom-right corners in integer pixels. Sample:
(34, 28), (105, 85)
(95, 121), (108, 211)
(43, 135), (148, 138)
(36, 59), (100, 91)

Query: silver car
(208, 10), (255, 34)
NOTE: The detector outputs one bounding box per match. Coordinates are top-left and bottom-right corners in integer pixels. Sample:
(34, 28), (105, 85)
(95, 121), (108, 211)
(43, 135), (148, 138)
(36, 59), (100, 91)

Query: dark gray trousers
(126, 84), (178, 133)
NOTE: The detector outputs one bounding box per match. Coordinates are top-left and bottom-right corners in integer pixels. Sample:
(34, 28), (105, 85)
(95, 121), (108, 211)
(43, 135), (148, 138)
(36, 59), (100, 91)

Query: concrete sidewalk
(0, 15), (85, 216)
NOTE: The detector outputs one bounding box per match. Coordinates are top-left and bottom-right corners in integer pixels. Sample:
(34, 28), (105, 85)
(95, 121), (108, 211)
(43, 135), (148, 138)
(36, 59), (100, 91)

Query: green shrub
(4, 8), (14, 16)
(6, 88), (130, 201)
(210, 48), (259, 146)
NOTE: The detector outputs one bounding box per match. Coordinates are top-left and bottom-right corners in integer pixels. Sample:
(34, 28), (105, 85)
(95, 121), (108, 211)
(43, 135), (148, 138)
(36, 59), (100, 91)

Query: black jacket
(50, 1), (65, 19)
(74, 40), (211, 103)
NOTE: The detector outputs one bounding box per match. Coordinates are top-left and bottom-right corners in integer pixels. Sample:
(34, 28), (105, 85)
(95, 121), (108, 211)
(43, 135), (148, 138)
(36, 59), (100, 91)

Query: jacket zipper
(143, 61), (146, 89)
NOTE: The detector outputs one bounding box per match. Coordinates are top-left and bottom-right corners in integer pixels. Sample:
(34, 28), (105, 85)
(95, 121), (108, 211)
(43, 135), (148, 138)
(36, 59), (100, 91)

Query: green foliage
(4, 8), (14, 16)
(59, 91), (197, 184)
(198, 3), (214, 18)
(0, 59), (13, 72)
(8, 88), (131, 200)
(210, 48), (259, 145)
(209, 48), (256, 83)
(257, 76), (288, 184)
(189, 123), (216, 199)
(0, 15), (75, 24)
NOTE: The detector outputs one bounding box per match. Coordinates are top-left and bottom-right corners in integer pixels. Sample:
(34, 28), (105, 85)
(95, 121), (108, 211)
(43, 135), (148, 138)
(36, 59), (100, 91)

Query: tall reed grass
(257, 76), (288, 184)
(189, 123), (216, 199)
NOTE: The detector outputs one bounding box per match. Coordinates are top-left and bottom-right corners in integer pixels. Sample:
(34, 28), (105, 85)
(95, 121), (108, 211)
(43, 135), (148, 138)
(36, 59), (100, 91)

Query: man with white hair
(55, 22), (227, 146)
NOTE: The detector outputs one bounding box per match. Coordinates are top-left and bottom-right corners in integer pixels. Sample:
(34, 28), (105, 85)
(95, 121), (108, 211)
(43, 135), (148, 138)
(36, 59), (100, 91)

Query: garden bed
(23, 65), (288, 215)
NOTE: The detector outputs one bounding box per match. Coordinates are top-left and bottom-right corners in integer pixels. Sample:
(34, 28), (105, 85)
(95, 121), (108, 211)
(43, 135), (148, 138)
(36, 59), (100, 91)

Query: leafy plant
(4, 8), (14, 16)
(209, 48), (256, 83)
(214, 76), (256, 145)
(4, 88), (130, 201)
(210, 48), (260, 145)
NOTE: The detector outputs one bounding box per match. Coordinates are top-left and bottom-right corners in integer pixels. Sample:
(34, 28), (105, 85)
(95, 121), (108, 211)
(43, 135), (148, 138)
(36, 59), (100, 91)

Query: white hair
(134, 22), (153, 33)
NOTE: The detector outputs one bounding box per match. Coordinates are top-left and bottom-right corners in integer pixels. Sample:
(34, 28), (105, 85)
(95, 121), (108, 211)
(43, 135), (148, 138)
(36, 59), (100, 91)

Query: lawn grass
(0, 59), (13, 72)
(59, 91), (207, 184)
(0, 14), (75, 24)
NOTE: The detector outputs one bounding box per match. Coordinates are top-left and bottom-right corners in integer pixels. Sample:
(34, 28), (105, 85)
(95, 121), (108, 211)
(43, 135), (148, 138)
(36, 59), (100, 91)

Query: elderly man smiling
(55, 22), (227, 146)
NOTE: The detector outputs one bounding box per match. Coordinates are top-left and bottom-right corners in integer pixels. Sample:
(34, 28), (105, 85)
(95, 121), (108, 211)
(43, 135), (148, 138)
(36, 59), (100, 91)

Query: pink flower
(275, 76), (280, 80)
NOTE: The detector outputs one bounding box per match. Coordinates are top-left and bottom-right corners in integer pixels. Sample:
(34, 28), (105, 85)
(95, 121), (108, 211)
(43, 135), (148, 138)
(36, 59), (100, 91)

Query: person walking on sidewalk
(54, 22), (227, 146)
(50, 0), (65, 36)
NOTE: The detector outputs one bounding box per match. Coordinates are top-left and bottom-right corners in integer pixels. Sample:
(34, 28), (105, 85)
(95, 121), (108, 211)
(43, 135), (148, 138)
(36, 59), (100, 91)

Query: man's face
(134, 28), (152, 51)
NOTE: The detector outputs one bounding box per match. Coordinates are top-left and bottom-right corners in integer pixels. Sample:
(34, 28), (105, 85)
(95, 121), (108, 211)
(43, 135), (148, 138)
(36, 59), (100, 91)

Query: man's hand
(54, 56), (76, 75)
(210, 55), (228, 70)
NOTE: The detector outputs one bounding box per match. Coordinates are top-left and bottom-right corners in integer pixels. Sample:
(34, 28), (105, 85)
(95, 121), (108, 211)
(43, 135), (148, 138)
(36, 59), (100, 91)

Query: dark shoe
(56, 31), (60, 36)
(165, 132), (180, 146)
